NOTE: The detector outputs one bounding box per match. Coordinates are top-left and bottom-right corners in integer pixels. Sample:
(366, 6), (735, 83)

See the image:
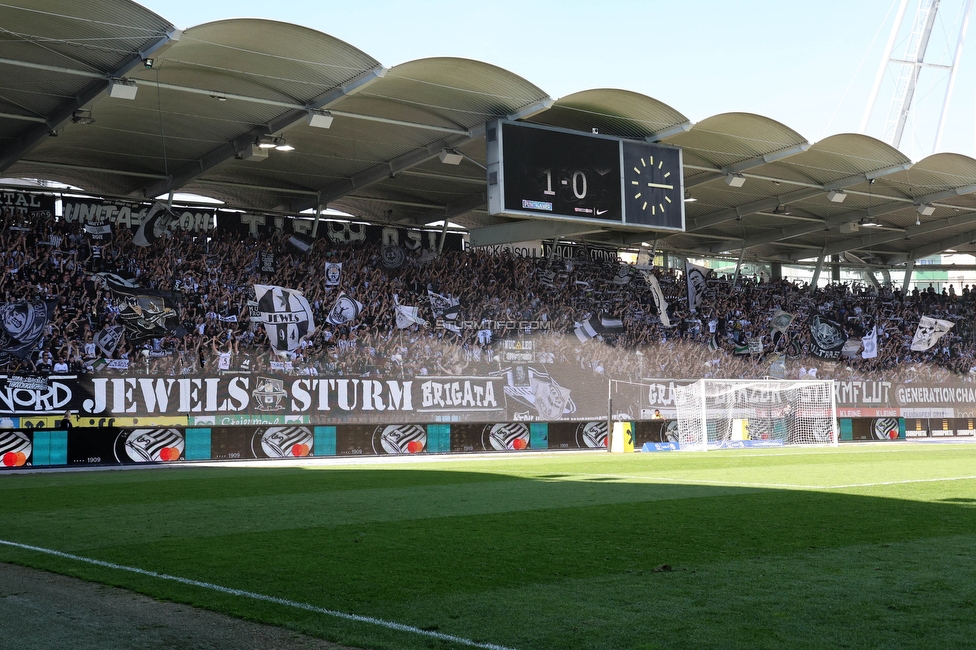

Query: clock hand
(646, 182), (674, 190)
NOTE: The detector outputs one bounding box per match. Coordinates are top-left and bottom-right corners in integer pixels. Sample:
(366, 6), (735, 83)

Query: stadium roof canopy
(4, 0), (976, 271)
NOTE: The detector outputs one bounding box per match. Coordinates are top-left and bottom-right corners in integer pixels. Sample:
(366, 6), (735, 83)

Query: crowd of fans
(2, 211), (975, 385)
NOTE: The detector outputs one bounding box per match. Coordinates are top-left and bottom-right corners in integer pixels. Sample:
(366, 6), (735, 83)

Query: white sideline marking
(0, 539), (516, 650)
(823, 475), (976, 489)
(570, 472), (976, 491)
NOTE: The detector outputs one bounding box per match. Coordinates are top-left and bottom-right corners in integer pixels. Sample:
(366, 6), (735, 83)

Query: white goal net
(673, 379), (838, 451)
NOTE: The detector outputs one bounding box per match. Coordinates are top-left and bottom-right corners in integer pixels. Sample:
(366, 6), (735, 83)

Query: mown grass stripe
(0, 538), (517, 650)
(572, 473), (976, 490)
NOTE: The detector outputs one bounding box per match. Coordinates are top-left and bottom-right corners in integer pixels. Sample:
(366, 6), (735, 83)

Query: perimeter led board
(486, 120), (685, 231)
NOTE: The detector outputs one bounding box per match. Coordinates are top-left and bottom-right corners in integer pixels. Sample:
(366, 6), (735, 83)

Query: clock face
(622, 141), (684, 229)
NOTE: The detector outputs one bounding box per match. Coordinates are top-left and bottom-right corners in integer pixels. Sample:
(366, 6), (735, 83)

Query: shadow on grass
(2, 464), (976, 650)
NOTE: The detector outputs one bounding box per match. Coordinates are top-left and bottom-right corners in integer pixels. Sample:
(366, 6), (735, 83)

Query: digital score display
(486, 120), (684, 231)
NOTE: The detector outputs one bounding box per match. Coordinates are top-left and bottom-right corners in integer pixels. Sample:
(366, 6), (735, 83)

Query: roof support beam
(687, 188), (823, 230)
(398, 192), (490, 226)
(290, 129), (481, 213)
(699, 166), (958, 253)
(468, 220), (605, 247)
(787, 211), (976, 261)
(0, 28), (179, 174)
(889, 226), (976, 263)
(646, 121), (692, 142)
(0, 113), (47, 124)
(135, 65), (388, 199)
(16, 159), (168, 180)
(711, 202), (909, 254)
(506, 98), (555, 121)
(393, 196), (483, 227)
(726, 143), (812, 174)
(683, 143), (810, 188)
(294, 101), (557, 213)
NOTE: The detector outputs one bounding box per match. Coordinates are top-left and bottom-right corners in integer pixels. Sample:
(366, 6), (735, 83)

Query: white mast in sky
(861, 0), (974, 155)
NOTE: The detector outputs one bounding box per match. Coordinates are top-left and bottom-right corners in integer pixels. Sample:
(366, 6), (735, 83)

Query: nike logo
(596, 209), (609, 215)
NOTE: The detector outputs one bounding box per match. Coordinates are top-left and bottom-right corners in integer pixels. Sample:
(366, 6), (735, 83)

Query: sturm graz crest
(482, 423), (530, 451)
(663, 420), (679, 443)
(252, 426), (313, 458)
(873, 417), (900, 440)
(115, 428), (184, 463)
(372, 424), (426, 455)
(0, 429), (31, 467)
(380, 245), (406, 269)
(252, 376), (287, 411)
(576, 421), (608, 448)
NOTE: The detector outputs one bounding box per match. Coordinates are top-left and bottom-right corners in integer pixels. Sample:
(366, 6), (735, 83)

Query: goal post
(673, 379), (838, 451)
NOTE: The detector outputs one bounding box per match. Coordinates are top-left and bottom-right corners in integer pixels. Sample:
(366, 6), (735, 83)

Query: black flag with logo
(809, 313), (847, 360)
(0, 299), (54, 359)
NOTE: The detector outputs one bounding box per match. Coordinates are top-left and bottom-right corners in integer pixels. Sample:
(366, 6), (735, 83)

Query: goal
(673, 379), (837, 451)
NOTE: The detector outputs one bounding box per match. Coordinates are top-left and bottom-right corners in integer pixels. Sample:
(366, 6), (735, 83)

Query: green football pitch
(3, 445), (976, 649)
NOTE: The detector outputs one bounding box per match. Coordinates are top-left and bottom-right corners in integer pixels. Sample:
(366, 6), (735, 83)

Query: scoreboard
(486, 119), (685, 231)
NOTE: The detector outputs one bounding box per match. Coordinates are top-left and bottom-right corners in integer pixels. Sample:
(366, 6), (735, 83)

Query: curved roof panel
(3, 4), (976, 263)
(665, 112), (809, 169)
(525, 89), (689, 140)
(776, 134), (911, 187)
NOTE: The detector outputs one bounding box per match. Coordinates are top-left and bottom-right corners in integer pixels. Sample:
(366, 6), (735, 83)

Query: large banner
(219, 216), (464, 253)
(61, 198), (216, 233)
(1, 373), (976, 424)
(0, 191), (55, 220)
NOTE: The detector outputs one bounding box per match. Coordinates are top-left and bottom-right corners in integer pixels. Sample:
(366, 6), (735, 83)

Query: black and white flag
(685, 262), (711, 313)
(93, 325), (124, 357)
(574, 314), (624, 343)
(254, 284), (316, 353)
(325, 262), (342, 286)
(809, 313), (847, 360)
(612, 265), (633, 285)
(394, 295), (427, 329)
(639, 270), (671, 327)
(911, 317), (954, 351)
(326, 292), (364, 326)
(104, 278), (180, 341)
(427, 290), (460, 320)
(861, 325), (878, 359)
(133, 201), (175, 247)
(84, 222), (112, 240)
(770, 309), (795, 334)
(286, 235), (311, 254)
(0, 300), (53, 359)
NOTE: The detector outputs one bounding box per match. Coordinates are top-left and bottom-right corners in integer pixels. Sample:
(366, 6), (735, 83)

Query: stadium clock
(486, 120), (684, 231)
(621, 141), (683, 229)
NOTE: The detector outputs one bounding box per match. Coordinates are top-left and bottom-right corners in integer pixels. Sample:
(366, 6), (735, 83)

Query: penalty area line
(0, 538), (516, 650)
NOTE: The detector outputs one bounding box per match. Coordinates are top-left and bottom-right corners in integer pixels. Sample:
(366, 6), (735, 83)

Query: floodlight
(108, 78), (138, 100)
(725, 173), (746, 187)
(307, 109), (334, 129)
(439, 148), (464, 165)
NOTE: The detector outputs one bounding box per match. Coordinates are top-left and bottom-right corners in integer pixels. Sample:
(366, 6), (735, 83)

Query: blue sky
(136, 0), (976, 161)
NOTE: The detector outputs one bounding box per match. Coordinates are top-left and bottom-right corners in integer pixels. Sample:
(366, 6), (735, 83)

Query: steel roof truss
(891, 222), (976, 263)
(688, 188), (822, 230)
(293, 129), (482, 213)
(0, 28), (179, 174)
(135, 64), (388, 199)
